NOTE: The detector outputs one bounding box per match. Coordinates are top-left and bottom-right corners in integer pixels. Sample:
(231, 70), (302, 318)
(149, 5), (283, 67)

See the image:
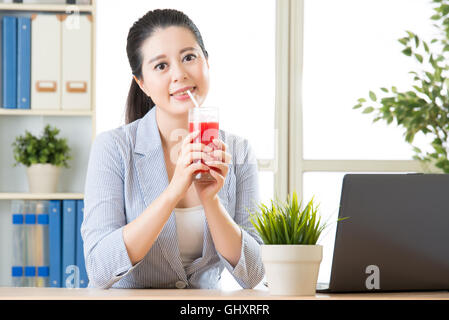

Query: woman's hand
(168, 130), (214, 201)
(194, 138), (232, 204)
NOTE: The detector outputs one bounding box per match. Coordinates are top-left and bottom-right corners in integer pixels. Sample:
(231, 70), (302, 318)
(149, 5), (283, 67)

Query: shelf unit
(0, 0), (97, 287)
(0, 108), (94, 116)
(0, 3), (94, 12)
(0, 193), (84, 200)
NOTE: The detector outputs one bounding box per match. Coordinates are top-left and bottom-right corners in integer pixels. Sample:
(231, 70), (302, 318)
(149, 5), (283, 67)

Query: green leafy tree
(354, 0), (449, 172)
(12, 125), (72, 168)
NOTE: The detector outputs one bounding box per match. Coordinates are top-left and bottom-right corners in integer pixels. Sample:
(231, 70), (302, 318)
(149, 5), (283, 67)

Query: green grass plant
(248, 191), (347, 245)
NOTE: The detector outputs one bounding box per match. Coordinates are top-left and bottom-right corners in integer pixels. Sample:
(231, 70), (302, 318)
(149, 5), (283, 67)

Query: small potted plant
(248, 191), (346, 296)
(12, 125), (71, 193)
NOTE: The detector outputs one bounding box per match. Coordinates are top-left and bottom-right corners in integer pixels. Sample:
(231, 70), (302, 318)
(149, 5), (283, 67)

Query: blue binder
(37, 213), (50, 287)
(49, 200), (62, 287)
(2, 16), (17, 109)
(76, 200), (88, 288)
(17, 17), (31, 110)
(62, 200), (76, 288)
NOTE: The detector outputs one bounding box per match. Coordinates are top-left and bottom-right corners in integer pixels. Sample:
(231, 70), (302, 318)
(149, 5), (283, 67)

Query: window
(299, 0), (435, 283)
(96, 0), (276, 290)
(303, 0), (436, 160)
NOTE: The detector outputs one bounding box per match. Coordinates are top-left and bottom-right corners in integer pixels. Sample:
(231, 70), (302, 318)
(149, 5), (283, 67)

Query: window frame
(281, 0), (423, 199)
(253, 0), (288, 202)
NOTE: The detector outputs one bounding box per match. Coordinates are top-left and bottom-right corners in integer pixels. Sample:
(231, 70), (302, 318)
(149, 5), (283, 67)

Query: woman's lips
(171, 87), (196, 101)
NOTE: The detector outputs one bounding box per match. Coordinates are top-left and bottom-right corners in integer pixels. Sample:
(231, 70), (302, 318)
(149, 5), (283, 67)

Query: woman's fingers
(209, 139), (232, 163)
(182, 130), (201, 148)
(189, 161), (210, 174)
(205, 160), (229, 174)
(189, 152), (215, 164)
(212, 139), (228, 151)
(209, 150), (232, 163)
(185, 142), (213, 153)
(180, 135), (230, 169)
(207, 166), (225, 182)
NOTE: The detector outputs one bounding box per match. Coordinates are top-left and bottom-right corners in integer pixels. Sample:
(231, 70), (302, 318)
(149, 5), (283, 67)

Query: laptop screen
(327, 174), (449, 292)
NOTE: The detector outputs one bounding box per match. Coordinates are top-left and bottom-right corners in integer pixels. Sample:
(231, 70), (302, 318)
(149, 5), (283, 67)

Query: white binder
(61, 14), (92, 110)
(31, 14), (62, 110)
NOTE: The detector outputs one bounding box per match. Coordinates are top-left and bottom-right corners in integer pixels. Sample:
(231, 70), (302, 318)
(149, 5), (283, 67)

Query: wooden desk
(0, 287), (448, 300)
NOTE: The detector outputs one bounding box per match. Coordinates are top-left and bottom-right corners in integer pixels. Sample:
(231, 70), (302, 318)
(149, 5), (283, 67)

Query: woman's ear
(133, 75), (142, 88)
(133, 75), (147, 94)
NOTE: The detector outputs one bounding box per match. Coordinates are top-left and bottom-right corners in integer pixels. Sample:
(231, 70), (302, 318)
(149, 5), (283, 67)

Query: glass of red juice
(188, 106), (219, 183)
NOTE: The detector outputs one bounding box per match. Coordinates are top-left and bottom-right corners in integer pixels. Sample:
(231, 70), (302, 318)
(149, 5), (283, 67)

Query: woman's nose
(171, 61), (188, 82)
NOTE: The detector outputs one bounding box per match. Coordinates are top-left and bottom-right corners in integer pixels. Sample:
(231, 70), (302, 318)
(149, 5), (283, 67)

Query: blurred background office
(96, 0), (440, 289)
(0, 0), (444, 290)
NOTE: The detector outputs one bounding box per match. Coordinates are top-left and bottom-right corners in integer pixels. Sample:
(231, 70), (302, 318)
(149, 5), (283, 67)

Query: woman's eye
(155, 63), (167, 71)
(183, 54), (197, 62)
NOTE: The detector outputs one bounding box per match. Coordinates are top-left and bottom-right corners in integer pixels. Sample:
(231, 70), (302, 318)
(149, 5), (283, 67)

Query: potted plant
(12, 125), (72, 193)
(353, 0), (449, 173)
(248, 191), (346, 296)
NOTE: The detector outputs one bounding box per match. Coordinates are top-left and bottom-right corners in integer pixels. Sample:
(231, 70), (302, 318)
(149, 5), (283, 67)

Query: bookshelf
(0, 0), (97, 286)
(0, 108), (94, 116)
(0, 193), (84, 200)
(0, 3), (94, 12)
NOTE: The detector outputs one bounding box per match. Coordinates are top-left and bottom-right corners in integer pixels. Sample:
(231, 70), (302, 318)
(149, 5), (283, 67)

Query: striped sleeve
(81, 130), (140, 289)
(217, 138), (265, 288)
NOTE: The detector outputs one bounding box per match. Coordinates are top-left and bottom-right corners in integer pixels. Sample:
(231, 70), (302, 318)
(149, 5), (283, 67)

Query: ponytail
(125, 78), (155, 124)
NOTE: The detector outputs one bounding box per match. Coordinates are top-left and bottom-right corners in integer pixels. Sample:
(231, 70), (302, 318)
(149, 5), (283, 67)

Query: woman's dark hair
(125, 9), (209, 124)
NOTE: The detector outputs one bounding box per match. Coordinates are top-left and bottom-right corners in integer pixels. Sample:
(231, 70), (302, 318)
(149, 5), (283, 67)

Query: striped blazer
(81, 106), (265, 289)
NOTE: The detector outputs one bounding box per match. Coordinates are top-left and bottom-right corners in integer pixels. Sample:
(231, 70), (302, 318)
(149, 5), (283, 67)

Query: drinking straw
(187, 90), (200, 108)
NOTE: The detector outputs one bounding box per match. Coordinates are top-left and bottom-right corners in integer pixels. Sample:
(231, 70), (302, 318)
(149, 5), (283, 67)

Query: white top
(173, 205), (205, 268)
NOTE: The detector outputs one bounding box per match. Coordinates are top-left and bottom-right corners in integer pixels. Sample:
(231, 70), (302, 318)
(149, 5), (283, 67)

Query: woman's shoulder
(93, 119), (142, 153)
(87, 121), (145, 179)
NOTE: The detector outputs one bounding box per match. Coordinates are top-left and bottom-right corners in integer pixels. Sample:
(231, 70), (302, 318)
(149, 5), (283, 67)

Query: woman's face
(136, 26), (210, 116)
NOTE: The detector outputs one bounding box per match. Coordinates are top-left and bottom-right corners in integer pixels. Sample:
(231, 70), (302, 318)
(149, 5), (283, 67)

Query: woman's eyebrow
(179, 46), (197, 54)
(148, 47), (198, 64)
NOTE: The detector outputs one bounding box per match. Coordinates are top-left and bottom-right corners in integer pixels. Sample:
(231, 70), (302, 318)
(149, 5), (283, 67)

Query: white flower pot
(261, 244), (323, 296)
(26, 164), (61, 193)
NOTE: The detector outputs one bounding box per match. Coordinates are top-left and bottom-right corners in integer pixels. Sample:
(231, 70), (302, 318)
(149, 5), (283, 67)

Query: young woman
(81, 9), (264, 289)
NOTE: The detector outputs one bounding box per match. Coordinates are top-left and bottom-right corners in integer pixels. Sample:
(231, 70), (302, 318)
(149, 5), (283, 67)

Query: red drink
(188, 107), (219, 183)
(189, 121), (219, 150)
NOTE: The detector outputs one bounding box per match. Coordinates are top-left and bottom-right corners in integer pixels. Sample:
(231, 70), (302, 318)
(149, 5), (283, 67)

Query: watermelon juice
(188, 107), (219, 183)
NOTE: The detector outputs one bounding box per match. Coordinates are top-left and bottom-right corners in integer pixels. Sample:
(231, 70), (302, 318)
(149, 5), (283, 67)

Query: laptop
(316, 173), (449, 293)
